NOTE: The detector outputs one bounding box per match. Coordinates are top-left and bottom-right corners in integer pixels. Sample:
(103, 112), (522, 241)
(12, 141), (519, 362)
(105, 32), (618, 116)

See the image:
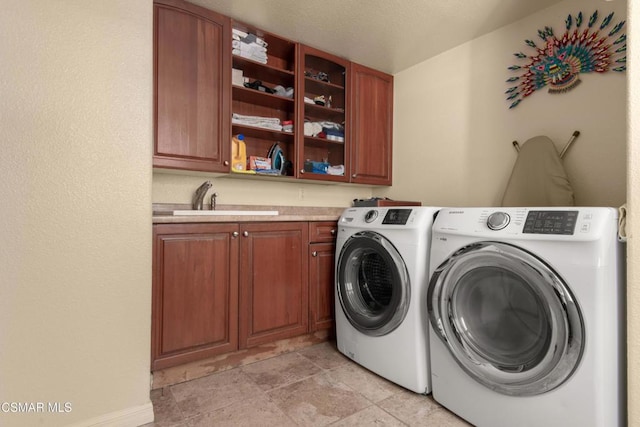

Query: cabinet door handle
(312, 251), (318, 257)
(243, 231), (249, 237)
(300, 169), (305, 174)
(224, 160), (229, 166)
(352, 174), (357, 178)
(232, 231), (239, 238)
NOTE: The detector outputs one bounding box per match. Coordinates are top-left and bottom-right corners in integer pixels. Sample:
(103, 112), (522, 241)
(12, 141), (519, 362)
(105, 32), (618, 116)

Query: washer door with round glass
(427, 241), (584, 396)
(337, 231), (410, 337)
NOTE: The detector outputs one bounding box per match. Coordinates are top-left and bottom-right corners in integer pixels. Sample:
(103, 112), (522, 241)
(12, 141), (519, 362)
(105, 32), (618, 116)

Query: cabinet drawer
(309, 221), (338, 243)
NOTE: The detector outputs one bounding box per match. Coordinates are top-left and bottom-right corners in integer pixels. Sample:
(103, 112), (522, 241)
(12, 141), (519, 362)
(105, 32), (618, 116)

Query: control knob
(487, 212), (510, 230)
(364, 210), (378, 223)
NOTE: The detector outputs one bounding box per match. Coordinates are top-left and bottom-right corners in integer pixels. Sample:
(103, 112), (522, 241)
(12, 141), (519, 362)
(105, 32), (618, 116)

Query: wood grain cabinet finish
(308, 221), (338, 333)
(153, 0), (231, 172)
(297, 45), (350, 183)
(239, 222), (309, 348)
(152, 223), (239, 370)
(349, 63), (394, 185)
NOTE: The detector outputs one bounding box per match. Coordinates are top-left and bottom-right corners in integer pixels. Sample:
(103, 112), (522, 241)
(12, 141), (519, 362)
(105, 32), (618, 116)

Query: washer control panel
(382, 209), (412, 225)
(486, 212), (510, 230)
(523, 210), (578, 235)
(364, 210), (379, 223)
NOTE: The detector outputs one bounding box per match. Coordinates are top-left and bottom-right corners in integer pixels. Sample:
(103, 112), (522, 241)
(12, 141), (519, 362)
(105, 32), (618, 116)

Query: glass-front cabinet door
(297, 45), (350, 182)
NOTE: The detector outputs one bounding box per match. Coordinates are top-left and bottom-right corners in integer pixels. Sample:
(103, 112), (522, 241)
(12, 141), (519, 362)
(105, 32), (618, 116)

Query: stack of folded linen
(232, 113), (282, 131)
(232, 29), (267, 64)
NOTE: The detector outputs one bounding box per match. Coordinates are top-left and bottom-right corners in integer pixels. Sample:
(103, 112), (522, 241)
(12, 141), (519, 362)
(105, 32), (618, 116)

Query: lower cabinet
(239, 222), (309, 348)
(152, 223), (239, 370)
(308, 222), (337, 333)
(152, 220), (325, 370)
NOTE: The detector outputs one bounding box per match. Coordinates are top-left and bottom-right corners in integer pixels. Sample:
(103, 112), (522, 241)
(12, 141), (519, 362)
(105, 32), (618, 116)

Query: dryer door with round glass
(427, 241), (585, 396)
(337, 231), (410, 337)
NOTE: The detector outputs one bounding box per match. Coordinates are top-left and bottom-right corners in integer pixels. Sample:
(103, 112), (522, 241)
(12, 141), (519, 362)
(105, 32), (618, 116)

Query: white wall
(153, 171), (372, 207)
(379, 0), (627, 208)
(627, 0), (639, 423)
(0, 1), (153, 426)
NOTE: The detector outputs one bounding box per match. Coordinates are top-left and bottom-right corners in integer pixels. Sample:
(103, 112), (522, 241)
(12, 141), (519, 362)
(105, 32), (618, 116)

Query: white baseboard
(70, 401), (154, 427)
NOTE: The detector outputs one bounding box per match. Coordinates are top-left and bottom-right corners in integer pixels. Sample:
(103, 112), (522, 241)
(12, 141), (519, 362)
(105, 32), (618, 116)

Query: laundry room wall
(153, 172), (371, 208)
(1, 1), (154, 426)
(377, 0), (627, 208)
(627, 0), (640, 423)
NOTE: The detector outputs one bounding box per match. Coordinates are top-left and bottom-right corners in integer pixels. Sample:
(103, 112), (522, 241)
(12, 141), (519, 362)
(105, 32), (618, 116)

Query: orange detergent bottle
(231, 134), (247, 171)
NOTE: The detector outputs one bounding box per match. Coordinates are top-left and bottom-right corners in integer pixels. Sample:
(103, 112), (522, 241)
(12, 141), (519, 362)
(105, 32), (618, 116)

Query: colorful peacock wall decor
(506, 10), (626, 109)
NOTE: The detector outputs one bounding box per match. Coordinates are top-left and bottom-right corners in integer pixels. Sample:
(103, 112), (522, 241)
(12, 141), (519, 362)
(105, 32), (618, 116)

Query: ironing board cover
(501, 135), (575, 207)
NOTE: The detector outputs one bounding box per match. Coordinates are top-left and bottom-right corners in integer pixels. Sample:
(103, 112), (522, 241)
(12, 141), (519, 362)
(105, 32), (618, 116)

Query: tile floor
(145, 341), (471, 426)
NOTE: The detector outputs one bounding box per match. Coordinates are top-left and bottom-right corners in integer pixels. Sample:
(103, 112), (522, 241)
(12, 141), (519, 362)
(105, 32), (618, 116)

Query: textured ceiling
(192, 0), (565, 74)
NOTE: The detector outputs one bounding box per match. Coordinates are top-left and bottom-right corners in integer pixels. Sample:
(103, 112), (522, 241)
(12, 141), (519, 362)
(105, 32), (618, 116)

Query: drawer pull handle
(312, 251), (318, 257)
(232, 231), (239, 238)
(243, 231), (249, 237)
(330, 229), (336, 235)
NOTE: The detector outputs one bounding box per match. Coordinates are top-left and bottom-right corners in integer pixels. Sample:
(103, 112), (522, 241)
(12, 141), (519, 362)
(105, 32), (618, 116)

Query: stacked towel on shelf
(232, 113), (282, 131)
(232, 29), (267, 64)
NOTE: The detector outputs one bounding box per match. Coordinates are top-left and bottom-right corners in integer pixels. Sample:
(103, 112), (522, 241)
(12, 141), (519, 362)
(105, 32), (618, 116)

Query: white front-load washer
(335, 206), (440, 394)
(427, 207), (625, 427)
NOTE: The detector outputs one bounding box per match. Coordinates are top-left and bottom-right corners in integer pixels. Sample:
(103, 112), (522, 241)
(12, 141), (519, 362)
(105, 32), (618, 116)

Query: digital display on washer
(382, 209), (412, 225)
(523, 210), (578, 235)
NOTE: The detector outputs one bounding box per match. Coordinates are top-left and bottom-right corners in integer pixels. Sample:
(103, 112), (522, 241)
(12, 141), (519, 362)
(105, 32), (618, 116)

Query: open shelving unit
(230, 21), (297, 177)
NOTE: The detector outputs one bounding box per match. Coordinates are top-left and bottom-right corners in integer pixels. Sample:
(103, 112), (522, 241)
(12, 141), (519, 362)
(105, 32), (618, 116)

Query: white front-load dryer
(335, 206), (440, 394)
(427, 207), (626, 427)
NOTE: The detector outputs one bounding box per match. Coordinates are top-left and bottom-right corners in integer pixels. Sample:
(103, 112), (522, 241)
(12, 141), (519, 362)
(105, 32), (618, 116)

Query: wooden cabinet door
(154, 0), (231, 172)
(309, 242), (336, 333)
(152, 223), (239, 370)
(239, 222), (309, 348)
(349, 63), (393, 185)
(297, 45), (350, 183)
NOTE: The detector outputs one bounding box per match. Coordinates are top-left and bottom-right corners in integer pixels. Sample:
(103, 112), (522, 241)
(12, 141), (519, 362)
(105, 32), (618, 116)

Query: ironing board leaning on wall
(501, 131), (579, 207)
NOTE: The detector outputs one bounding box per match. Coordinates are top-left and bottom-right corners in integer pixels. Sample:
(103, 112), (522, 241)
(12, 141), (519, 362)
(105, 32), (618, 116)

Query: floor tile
(148, 340), (464, 426)
(241, 351), (323, 391)
(267, 372), (371, 426)
(327, 362), (404, 403)
(331, 405), (407, 426)
(424, 408), (473, 426)
(170, 368), (263, 419)
(186, 394), (296, 427)
(142, 388), (184, 427)
(298, 341), (350, 370)
(378, 389), (442, 426)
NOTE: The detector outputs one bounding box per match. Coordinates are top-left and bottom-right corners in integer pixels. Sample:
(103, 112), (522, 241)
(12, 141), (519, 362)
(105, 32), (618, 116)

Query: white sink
(169, 210), (279, 216)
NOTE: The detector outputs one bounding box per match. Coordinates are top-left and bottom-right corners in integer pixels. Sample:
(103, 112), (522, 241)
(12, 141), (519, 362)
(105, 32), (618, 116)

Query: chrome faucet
(210, 192), (218, 211)
(192, 181), (213, 210)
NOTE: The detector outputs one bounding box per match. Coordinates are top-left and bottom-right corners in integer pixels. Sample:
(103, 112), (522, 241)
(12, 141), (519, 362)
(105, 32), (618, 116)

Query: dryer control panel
(523, 210), (578, 235)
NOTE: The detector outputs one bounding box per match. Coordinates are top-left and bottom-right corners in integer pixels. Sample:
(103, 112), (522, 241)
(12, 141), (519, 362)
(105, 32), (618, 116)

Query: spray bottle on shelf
(231, 134), (247, 171)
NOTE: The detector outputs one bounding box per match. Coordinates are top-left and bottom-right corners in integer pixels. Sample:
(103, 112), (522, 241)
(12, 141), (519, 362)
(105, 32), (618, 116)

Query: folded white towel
(232, 113), (282, 131)
(232, 40), (267, 53)
(232, 49), (267, 64)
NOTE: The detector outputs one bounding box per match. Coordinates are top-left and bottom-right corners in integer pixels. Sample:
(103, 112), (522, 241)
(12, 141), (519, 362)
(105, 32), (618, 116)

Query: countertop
(153, 203), (346, 224)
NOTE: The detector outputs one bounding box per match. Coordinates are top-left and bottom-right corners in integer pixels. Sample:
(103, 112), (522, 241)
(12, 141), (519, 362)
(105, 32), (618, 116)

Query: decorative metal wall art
(506, 10), (626, 109)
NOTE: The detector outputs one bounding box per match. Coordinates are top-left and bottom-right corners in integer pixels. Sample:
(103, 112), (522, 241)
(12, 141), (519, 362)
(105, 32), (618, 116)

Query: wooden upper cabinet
(297, 45), (350, 182)
(153, 0), (231, 172)
(349, 63), (393, 185)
